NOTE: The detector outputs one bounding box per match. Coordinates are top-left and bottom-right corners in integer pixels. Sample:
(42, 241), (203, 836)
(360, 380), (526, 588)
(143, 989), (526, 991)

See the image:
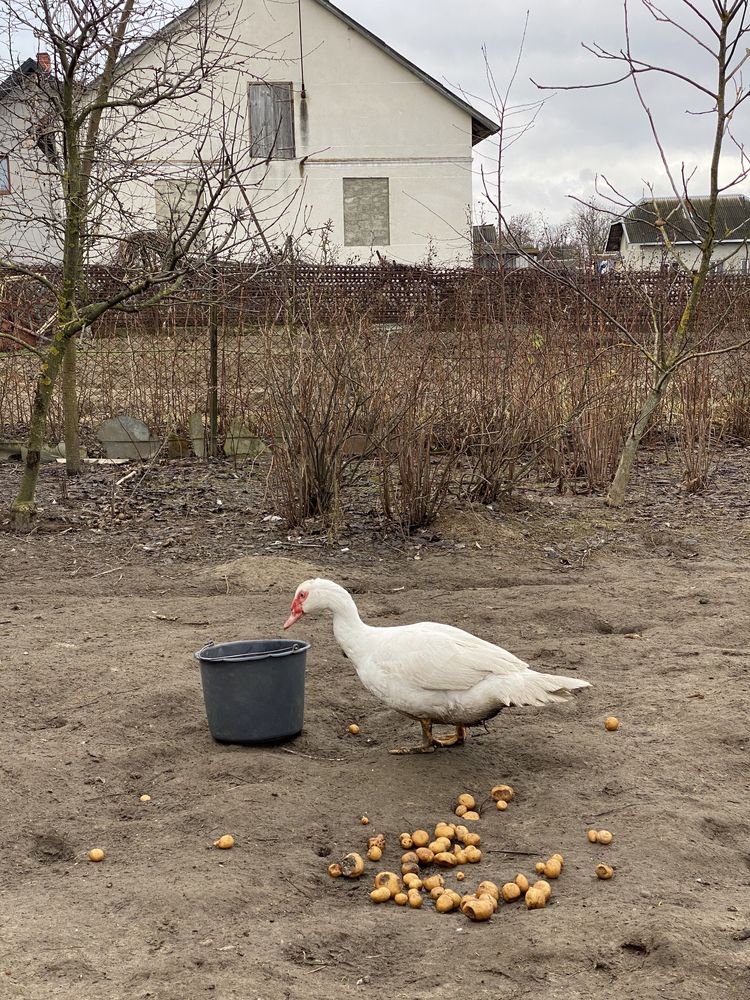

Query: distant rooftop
(607, 195), (750, 251)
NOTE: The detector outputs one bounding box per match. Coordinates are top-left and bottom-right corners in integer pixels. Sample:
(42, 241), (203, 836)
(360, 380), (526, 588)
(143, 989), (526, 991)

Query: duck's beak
(283, 609), (303, 630)
(283, 594), (305, 630)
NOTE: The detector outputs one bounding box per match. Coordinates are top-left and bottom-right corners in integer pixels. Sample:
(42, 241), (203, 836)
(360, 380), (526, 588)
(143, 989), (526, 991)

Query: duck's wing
(372, 622), (530, 692)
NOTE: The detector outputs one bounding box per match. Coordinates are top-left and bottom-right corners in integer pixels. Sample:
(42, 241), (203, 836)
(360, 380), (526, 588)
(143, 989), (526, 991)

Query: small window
(0, 156), (9, 194)
(155, 179), (201, 234)
(248, 82), (295, 159)
(343, 177), (390, 247)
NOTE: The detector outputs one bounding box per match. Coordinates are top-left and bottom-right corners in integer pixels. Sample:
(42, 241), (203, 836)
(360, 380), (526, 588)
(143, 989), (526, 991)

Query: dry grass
(1, 285), (748, 528)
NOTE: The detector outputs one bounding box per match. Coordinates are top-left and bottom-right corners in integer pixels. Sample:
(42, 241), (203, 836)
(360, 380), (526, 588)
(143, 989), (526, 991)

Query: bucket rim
(194, 639), (311, 663)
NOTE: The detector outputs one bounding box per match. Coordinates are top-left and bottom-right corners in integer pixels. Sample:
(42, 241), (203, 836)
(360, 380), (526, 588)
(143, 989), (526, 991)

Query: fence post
(208, 265), (219, 458)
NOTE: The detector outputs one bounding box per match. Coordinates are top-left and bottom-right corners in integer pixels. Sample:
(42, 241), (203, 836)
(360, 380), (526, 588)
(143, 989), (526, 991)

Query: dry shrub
(376, 349), (458, 530)
(257, 303), (399, 527)
(678, 357), (721, 492)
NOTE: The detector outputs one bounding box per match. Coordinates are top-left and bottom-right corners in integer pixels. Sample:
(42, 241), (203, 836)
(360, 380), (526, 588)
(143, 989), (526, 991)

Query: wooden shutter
(248, 82), (295, 160)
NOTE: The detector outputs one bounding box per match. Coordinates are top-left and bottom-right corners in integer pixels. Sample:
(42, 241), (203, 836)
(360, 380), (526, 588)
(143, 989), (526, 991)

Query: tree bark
(62, 334), (82, 474)
(607, 382), (667, 507)
(10, 333), (67, 528)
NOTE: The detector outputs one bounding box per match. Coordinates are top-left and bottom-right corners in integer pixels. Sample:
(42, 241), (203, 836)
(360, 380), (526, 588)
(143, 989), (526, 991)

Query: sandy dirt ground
(1, 451), (750, 1000)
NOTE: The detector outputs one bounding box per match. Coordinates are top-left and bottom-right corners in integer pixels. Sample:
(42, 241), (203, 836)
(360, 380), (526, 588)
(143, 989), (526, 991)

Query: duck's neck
(327, 589), (370, 657)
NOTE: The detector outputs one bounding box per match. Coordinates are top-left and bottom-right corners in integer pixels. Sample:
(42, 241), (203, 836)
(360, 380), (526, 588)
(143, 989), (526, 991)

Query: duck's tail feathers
(495, 670), (591, 708)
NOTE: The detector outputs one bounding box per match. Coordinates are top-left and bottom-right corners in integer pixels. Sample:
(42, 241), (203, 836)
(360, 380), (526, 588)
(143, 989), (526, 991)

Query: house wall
(100, 0), (476, 264)
(0, 92), (66, 264)
(621, 239), (750, 272)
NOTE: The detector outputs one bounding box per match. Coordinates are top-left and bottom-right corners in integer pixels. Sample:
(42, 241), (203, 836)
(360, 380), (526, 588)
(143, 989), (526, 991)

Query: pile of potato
(327, 782), (617, 918)
(326, 783), (574, 921)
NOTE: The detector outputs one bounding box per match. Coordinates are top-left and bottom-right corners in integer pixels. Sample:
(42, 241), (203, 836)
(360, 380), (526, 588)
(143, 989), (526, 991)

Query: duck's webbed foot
(389, 718), (437, 755)
(431, 724), (466, 748)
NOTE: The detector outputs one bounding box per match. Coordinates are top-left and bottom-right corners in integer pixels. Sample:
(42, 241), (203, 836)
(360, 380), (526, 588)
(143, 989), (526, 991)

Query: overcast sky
(334, 0), (750, 226)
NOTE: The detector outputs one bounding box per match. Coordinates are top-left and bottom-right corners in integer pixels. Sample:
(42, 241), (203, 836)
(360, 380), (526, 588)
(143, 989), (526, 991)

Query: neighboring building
(0, 0), (498, 266)
(605, 195), (750, 272)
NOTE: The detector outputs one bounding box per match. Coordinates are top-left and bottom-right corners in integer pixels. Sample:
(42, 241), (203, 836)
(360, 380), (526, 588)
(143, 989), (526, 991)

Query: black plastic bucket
(195, 639), (310, 745)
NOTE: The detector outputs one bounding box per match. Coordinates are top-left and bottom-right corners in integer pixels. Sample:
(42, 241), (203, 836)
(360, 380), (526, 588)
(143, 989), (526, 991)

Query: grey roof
(0, 57), (45, 99)
(612, 195), (750, 247)
(119, 0), (499, 145)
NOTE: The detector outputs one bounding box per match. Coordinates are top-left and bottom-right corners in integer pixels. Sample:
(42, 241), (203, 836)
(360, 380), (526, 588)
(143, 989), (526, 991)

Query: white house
(0, 0), (498, 267)
(605, 195), (750, 272)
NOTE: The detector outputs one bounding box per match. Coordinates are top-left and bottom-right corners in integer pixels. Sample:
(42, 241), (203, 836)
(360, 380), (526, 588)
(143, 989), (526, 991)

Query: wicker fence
(4, 263), (750, 343)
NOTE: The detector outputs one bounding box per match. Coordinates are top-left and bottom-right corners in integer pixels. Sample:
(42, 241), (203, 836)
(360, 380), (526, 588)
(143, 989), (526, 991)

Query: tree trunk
(62, 334), (82, 474)
(607, 381), (667, 507)
(10, 337), (67, 529)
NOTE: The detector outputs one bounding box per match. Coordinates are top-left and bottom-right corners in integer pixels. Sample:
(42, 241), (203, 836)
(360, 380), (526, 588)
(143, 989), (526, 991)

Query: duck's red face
(283, 589), (308, 630)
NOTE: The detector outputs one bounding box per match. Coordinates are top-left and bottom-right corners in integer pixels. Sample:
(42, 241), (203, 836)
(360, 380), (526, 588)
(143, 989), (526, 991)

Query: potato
(422, 874), (445, 892)
(477, 880), (500, 901)
(515, 874), (529, 893)
(502, 882), (522, 902)
(341, 852), (365, 878)
(360, 816), (370, 826)
(453, 847), (467, 865)
(401, 851), (419, 865)
(434, 851), (458, 868)
(454, 825), (469, 841)
(370, 886), (391, 903)
(411, 830), (430, 848)
(533, 879), (552, 901)
(535, 862), (546, 873)
(214, 835), (235, 850)
(457, 793), (476, 809)
(587, 829), (598, 843)
(543, 859), (562, 879)
(347, 723), (361, 735)
(596, 863), (614, 880)
(436, 892), (456, 913)
(464, 846), (482, 863)
(490, 784), (515, 802)
(367, 846), (382, 862)
(407, 889), (423, 909)
(455, 871), (466, 882)
(327, 862), (343, 877)
(475, 890), (498, 912)
(401, 862), (421, 877)
(463, 896), (494, 921)
(434, 822), (456, 840)
(399, 833), (413, 850)
(87, 848), (105, 862)
(428, 837), (451, 854)
(596, 830), (614, 845)
(454, 805), (468, 817)
(368, 834), (386, 851)
(430, 886), (445, 900)
(524, 887), (546, 909)
(373, 871), (402, 896)
(462, 832), (481, 848)
(604, 717), (619, 732)
(415, 847), (435, 866)
(496, 800), (508, 811)
(462, 810), (480, 822)
(139, 794), (151, 802)
(394, 892), (408, 906)
(445, 889), (462, 906)
(550, 853), (564, 867)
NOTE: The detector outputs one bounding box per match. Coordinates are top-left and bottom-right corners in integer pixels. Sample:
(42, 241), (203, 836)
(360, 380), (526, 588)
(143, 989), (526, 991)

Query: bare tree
(526, 0), (750, 505)
(0, 0), (297, 527)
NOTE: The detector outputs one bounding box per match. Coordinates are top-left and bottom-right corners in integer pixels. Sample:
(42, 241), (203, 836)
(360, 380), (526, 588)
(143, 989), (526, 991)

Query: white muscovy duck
(283, 578), (590, 755)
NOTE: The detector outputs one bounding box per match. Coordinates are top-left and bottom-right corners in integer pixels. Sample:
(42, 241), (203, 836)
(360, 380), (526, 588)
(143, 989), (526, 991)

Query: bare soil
(1, 450), (749, 1000)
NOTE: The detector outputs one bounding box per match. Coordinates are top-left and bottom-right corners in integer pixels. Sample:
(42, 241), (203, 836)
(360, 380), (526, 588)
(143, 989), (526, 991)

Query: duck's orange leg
(389, 718), (436, 755)
(432, 724), (466, 748)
